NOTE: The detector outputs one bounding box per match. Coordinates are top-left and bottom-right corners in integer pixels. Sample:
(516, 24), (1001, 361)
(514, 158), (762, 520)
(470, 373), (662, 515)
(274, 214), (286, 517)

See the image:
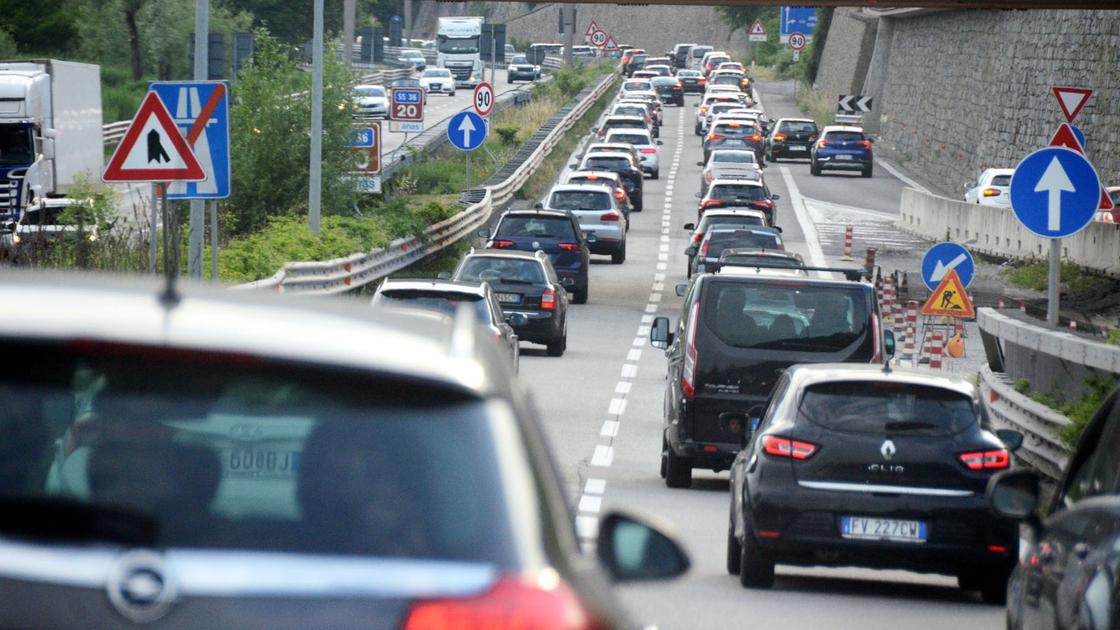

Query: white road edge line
(876, 158), (932, 195)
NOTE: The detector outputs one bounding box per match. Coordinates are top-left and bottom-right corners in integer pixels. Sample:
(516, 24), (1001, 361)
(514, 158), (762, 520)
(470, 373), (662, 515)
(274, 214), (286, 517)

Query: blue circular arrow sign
(921, 242), (975, 291)
(1010, 146), (1101, 238)
(447, 111), (487, 151)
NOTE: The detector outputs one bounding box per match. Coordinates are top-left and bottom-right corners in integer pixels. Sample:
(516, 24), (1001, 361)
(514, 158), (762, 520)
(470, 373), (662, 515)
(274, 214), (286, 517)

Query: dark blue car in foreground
(481, 209), (593, 304)
(810, 126), (874, 178)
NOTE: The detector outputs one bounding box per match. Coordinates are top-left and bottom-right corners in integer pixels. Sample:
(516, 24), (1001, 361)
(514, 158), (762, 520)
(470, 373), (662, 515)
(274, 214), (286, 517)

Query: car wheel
(573, 288), (588, 305)
(738, 526), (775, 588)
(862, 164), (874, 178)
(546, 332), (566, 357)
(450, 91), (456, 96)
(810, 160), (821, 176)
(664, 448), (692, 488)
(980, 565), (1011, 605)
(694, 123), (702, 136)
(611, 240), (626, 264)
(770, 150), (779, 163)
(659, 435), (668, 479)
(726, 516), (742, 575)
(652, 169), (660, 180)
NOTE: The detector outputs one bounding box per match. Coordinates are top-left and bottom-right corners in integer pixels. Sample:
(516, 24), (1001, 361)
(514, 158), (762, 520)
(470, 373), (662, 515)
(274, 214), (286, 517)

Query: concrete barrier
(897, 188), (1120, 278)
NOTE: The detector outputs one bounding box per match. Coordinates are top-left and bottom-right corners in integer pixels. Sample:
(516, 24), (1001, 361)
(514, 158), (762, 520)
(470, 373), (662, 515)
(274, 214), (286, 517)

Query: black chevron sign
(837, 95), (873, 113)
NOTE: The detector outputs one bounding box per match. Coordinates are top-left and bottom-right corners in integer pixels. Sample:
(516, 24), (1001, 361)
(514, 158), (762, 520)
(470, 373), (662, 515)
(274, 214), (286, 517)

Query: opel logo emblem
(532, 241), (541, 250)
(880, 439), (897, 461)
(107, 550), (176, 623)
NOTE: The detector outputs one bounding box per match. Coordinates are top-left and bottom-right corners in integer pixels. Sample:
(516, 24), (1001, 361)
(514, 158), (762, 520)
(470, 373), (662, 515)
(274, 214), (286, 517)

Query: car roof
(605, 128), (652, 138)
(465, 248), (548, 261)
(700, 209), (768, 220)
(583, 152), (635, 160)
(604, 115), (646, 122)
(502, 209), (572, 220)
(784, 363), (978, 399)
(775, 117), (816, 124)
(379, 278), (487, 296)
(549, 183), (614, 194)
(720, 248), (801, 258)
(705, 226), (781, 236)
(354, 84), (385, 90)
(821, 125), (865, 134)
(709, 179), (765, 187)
(0, 272), (510, 397)
(709, 149), (761, 159)
(588, 143), (638, 152)
(983, 168), (1016, 176)
(565, 170), (621, 181)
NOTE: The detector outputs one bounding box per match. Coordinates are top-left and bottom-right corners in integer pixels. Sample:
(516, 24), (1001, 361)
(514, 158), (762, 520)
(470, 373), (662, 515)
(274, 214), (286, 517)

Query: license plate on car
(497, 293), (522, 304)
(836, 154), (854, 161)
(789, 146), (807, 152)
(841, 516), (927, 543)
(226, 448), (301, 479)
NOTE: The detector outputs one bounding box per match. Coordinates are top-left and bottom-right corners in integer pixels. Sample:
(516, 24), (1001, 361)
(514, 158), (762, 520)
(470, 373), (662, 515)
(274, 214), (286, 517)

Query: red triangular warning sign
(1101, 187), (1115, 212)
(1052, 86), (1092, 124)
(604, 35), (620, 52)
(921, 269), (974, 318)
(749, 19), (767, 36)
(585, 20), (599, 38)
(103, 91), (206, 183)
(1048, 122), (1083, 153)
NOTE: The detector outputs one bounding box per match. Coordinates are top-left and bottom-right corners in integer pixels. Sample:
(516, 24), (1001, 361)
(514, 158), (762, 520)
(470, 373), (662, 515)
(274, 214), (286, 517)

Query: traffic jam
(0, 2), (1118, 629)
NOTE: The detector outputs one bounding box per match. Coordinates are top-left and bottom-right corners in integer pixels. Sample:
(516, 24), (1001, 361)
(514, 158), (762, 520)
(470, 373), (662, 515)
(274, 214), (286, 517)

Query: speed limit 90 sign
(390, 87), (424, 121)
(473, 82), (494, 117)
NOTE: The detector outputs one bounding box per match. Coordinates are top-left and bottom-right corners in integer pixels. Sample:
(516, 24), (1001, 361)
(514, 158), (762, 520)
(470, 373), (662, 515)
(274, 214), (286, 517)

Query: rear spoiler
(714, 261), (868, 282)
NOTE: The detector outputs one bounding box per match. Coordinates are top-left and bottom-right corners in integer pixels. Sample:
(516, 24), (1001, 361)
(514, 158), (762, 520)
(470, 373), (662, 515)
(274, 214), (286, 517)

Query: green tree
(225, 29), (358, 236)
(0, 27), (18, 57)
(217, 0), (344, 44)
(0, 0), (80, 54)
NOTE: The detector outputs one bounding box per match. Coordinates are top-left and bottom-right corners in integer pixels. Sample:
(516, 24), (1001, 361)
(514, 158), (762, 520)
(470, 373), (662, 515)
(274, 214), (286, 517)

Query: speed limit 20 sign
(390, 87), (424, 121)
(473, 82), (495, 117)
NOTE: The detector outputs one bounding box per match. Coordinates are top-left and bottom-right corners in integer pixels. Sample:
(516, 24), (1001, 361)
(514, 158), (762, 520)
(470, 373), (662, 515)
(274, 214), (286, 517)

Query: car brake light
(959, 449), (1010, 470)
(750, 134), (761, 142)
(762, 436), (818, 460)
(403, 574), (599, 630)
(704, 171), (714, 183)
(699, 106), (708, 114)
(699, 199), (723, 211)
(698, 79), (705, 85)
(640, 148), (657, 154)
(558, 243), (581, 252)
(491, 240), (515, 249)
(541, 288), (557, 310)
(613, 190), (625, 201)
(682, 302), (700, 400)
(774, 133), (787, 142)
(982, 188), (1001, 197)
(644, 116), (651, 123)
(690, 231), (703, 245)
(818, 140), (831, 148)
(857, 140), (872, 149)
(707, 133), (723, 141)
(600, 211), (620, 221)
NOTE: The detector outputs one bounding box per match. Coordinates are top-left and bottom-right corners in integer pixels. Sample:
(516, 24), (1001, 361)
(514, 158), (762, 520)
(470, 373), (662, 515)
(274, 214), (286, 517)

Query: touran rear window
(798, 382), (977, 436)
(703, 281), (872, 355)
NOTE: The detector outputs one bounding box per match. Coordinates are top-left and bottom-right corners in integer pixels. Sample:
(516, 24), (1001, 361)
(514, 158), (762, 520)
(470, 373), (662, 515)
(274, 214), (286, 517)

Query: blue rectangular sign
(780, 7), (817, 43)
(393, 88), (423, 104)
(150, 81), (231, 199)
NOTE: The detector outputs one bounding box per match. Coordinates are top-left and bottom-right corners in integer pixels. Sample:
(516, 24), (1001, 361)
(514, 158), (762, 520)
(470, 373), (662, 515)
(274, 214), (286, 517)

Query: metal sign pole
(466, 153), (471, 190)
(491, 36), (496, 86)
(149, 184), (158, 274)
(308, 0), (324, 236)
(1047, 238), (1060, 326)
(210, 200), (219, 281)
(188, 0), (209, 278)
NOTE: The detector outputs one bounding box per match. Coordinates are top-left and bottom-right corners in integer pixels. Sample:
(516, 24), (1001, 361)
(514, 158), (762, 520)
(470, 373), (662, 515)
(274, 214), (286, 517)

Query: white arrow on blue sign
(448, 111), (487, 151)
(921, 242), (974, 291)
(1010, 146), (1101, 238)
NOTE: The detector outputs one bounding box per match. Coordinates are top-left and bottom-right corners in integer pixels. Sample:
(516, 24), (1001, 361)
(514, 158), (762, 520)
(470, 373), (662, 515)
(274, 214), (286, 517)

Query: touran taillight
(404, 574), (603, 630)
(682, 302), (700, 400)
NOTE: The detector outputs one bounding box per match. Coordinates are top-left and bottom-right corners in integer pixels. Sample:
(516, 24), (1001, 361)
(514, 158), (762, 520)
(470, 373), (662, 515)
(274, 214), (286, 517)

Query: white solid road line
(877, 158), (933, 195)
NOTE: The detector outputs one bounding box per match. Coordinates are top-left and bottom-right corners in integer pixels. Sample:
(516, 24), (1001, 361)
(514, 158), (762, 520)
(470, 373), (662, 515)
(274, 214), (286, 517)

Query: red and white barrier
(930, 332), (944, 369)
(902, 300), (918, 363)
(842, 226), (854, 260)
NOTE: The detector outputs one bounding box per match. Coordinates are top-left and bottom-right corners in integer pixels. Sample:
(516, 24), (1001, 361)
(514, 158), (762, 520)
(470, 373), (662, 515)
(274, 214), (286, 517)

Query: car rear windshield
(721, 254), (802, 268)
(712, 124), (755, 137)
(825, 131), (865, 142)
(702, 216), (766, 231)
(511, 56), (530, 64)
(691, 47), (712, 58)
(711, 104), (743, 115)
(710, 185), (767, 202)
(604, 121), (646, 131)
(712, 151), (756, 164)
(703, 230), (781, 255)
(0, 344), (518, 565)
(991, 175), (1012, 187)
(678, 71), (701, 77)
(568, 176), (616, 189)
(550, 190), (613, 211)
(613, 106), (646, 117)
(607, 133), (650, 145)
(354, 86), (385, 98)
(712, 75), (740, 84)
(379, 290), (489, 320)
(496, 216), (577, 241)
(458, 257), (547, 284)
(798, 381), (977, 436)
(779, 121), (817, 133)
(652, 77), (678, 86)
(585, 157), (632, 172)
(703, 281), (872, 353)
(623, 81), (651, 91)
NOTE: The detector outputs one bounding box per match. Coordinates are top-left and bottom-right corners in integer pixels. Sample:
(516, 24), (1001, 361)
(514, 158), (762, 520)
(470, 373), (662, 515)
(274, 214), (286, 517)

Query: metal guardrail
(979, 365), (1071, 482)
(233, 72), (617, 294)
(102, 121), (130, 148)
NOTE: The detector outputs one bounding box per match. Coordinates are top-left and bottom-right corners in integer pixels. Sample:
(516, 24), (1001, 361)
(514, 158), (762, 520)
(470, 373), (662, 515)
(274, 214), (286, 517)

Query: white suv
(963, 168), (1014, 208)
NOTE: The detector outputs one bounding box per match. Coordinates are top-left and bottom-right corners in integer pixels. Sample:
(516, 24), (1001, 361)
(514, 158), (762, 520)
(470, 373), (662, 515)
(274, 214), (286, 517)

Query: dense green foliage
(1015, 374), (1117, 448)
(717, 7), (831, 83)
(1007, 260), (1110, 292)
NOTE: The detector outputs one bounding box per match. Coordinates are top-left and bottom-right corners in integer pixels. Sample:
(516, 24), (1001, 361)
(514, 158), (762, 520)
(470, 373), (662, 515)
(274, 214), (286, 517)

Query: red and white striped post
(881, 276), (895, 325)
(842, 226), (854, 260)
(930, 332), (944, 369)
(903, 300), (919, 364)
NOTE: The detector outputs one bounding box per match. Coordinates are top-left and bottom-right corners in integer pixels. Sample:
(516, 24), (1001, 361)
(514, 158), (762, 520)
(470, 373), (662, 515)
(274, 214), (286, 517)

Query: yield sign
(1047, 122), (1114, 211)
(1052, 87), (1092, 124)
(921, 269), (975, 319)
(103, 91), (205, 183)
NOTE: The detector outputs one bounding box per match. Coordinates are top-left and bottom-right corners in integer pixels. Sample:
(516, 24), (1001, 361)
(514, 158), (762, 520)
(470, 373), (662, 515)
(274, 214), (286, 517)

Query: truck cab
(437, 17), (484, 88)
(0, 61), (102, 224)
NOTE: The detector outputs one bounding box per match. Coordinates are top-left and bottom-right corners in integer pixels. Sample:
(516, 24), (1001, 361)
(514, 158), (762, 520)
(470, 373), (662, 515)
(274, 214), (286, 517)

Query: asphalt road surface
(515, 80), (1002, 630)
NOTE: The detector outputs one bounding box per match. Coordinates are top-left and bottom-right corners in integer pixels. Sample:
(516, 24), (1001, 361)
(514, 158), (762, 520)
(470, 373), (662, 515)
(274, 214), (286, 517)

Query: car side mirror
(694, 192), (702, 198)
(649, 316), (672, 349)
(585, 233), (598, 244)
(656, 140), (663, 146)
(533, 202), (544, 209)
(696, 161), (704, 166)
(996, 428), (1024, 452)
(674, 283), (688, 297)
(684, 246), (698, 257)
(596, 511), (689, 582)
(683, 222), (695, 230)
(693, 103), (699, 107)
(770, 193), (781, 201)
(884, 330), (896, 357)
(436, 271), (452, 280)
(590, 126), (598, 134)
(506, 313), (529, 328)
(477, 228), (491, 239)
(987, 469), (1041, 527)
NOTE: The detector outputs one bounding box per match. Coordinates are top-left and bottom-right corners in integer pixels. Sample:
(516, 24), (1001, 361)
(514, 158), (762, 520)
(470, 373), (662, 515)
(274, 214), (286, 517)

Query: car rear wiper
(884, 421), (937, 431)
(498, 278), (535, 285)
(0, 496), (158, 546)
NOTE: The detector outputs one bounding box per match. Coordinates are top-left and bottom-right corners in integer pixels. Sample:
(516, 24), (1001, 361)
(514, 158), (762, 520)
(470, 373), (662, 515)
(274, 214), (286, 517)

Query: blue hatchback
(810, 126), (874, 178)
(482, 209), (592, 304)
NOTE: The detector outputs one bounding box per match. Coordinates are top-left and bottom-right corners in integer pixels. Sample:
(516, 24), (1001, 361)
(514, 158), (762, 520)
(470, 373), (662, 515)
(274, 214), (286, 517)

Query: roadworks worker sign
(921, 269), (975, 318)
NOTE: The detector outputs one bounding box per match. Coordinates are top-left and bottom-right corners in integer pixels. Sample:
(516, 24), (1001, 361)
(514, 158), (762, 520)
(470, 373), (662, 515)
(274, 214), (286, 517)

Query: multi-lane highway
(515, 79), (1003, 629)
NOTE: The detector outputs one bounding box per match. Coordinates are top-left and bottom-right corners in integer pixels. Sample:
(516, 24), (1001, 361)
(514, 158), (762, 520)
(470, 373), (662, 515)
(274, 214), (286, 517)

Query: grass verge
(794, 81), (836, 128)
(1006, 260), (1110, 292)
